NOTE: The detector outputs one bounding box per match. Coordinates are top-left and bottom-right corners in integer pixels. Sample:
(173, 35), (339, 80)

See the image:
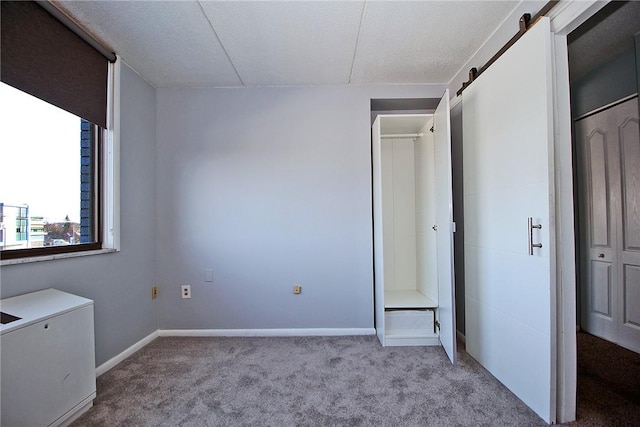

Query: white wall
(156, 84), (446, 330)
(450, 101), (465, 334)
(0, 63), (157, 366)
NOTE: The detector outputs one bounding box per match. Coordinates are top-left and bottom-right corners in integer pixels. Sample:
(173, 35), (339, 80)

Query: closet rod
(381, 133), (423, 139)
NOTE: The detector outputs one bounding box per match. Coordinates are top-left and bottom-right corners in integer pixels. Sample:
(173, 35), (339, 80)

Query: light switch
(205, 269), (213, 282)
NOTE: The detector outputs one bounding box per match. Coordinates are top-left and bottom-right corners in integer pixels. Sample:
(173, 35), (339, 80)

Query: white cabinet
(372, 91), (456, 363)
(1, 289), (96, 427)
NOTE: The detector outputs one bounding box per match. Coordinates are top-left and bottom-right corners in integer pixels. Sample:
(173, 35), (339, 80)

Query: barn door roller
(456, 1), (558, 97)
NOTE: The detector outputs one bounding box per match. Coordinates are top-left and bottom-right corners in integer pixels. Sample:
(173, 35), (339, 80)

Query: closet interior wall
(378, 114), (439, 346)
(381, 128), (437, 303)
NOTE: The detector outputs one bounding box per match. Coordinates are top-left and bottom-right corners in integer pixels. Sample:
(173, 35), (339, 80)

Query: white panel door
(576, 97), (640, 354)
(372, 116), (385, 346)
(618, 100), (640, 353)
(434, 90), (456, 364)
(575, 104), (619, 342)
(462, 18), (555, 423)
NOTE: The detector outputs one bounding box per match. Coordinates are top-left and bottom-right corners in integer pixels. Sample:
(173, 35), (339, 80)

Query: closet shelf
(384, 290), (437, 309)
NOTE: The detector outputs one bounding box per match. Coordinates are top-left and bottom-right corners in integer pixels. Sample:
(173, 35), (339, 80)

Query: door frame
(546, 1), (610, 423)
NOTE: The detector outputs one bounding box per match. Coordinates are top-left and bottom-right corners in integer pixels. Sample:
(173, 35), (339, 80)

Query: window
(0, 1), (116, 260)
(0, 84), (101, 255)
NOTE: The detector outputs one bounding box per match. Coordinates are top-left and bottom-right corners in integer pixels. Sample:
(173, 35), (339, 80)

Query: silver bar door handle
(528, 217), (542, 255)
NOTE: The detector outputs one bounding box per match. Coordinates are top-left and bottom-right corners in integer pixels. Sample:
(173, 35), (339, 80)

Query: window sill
(1, 248), (118, 266)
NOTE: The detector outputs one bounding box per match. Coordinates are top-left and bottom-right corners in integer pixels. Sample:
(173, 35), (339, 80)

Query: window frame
(0, 122), (103, 260)
(1, 59), (120, 263)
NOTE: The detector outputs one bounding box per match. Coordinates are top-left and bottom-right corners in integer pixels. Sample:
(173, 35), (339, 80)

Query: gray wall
(570, 47), (638, 119)
(637, 33), (640, 112)
(155, 84), (446, 330)
(450, 101), (465, 335)
(0, 63), (158, 366)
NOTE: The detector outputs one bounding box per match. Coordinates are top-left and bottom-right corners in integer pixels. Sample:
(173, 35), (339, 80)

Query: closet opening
(371, 93), (456, 363)
(568, 0), (640, 423)
(378, 114), (438, 346)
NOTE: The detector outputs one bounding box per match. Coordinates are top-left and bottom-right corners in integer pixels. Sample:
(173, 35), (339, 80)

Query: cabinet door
(434, 89), (456, 364)
(1, 305), (96, 427)
(372, 116), (386, 346)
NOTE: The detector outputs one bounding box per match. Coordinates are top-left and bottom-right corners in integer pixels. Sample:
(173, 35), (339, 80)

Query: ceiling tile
(53, 1), (524, 88)
(200, 1), (364, 86)
(351, 1), (519, 84)
(57, 1), (242, 87)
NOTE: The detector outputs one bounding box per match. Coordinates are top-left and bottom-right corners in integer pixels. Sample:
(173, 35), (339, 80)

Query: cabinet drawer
(385, 310), (434, 335)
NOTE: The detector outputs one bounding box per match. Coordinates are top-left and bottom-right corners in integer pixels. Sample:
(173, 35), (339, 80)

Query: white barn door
(462, 18), (556, 423)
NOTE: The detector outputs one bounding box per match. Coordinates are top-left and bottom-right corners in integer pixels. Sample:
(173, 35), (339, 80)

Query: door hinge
(430, 125), (434, 133)
(435, 320), (440, 330)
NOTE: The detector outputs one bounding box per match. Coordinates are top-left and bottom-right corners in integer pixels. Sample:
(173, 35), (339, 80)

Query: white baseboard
(56, 396), (94, 427)
(456, 330), (466, 343)
(158, 328), (376, 337)
(96, 330), (159, 377)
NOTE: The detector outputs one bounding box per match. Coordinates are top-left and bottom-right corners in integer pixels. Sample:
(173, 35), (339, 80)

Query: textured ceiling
(54, 0), (521, 88)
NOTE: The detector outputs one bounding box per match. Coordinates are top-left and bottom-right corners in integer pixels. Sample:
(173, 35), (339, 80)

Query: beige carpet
(72, 335), (548, 426)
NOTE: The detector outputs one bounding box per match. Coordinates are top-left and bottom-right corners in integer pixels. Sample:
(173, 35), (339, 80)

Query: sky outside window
(0, 82), (81, 223)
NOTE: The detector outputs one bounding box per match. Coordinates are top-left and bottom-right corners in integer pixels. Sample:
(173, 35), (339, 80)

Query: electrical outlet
(152, 286), (158, 300)
(293, 284), (302, 295)
(181, 285), (191, 299)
